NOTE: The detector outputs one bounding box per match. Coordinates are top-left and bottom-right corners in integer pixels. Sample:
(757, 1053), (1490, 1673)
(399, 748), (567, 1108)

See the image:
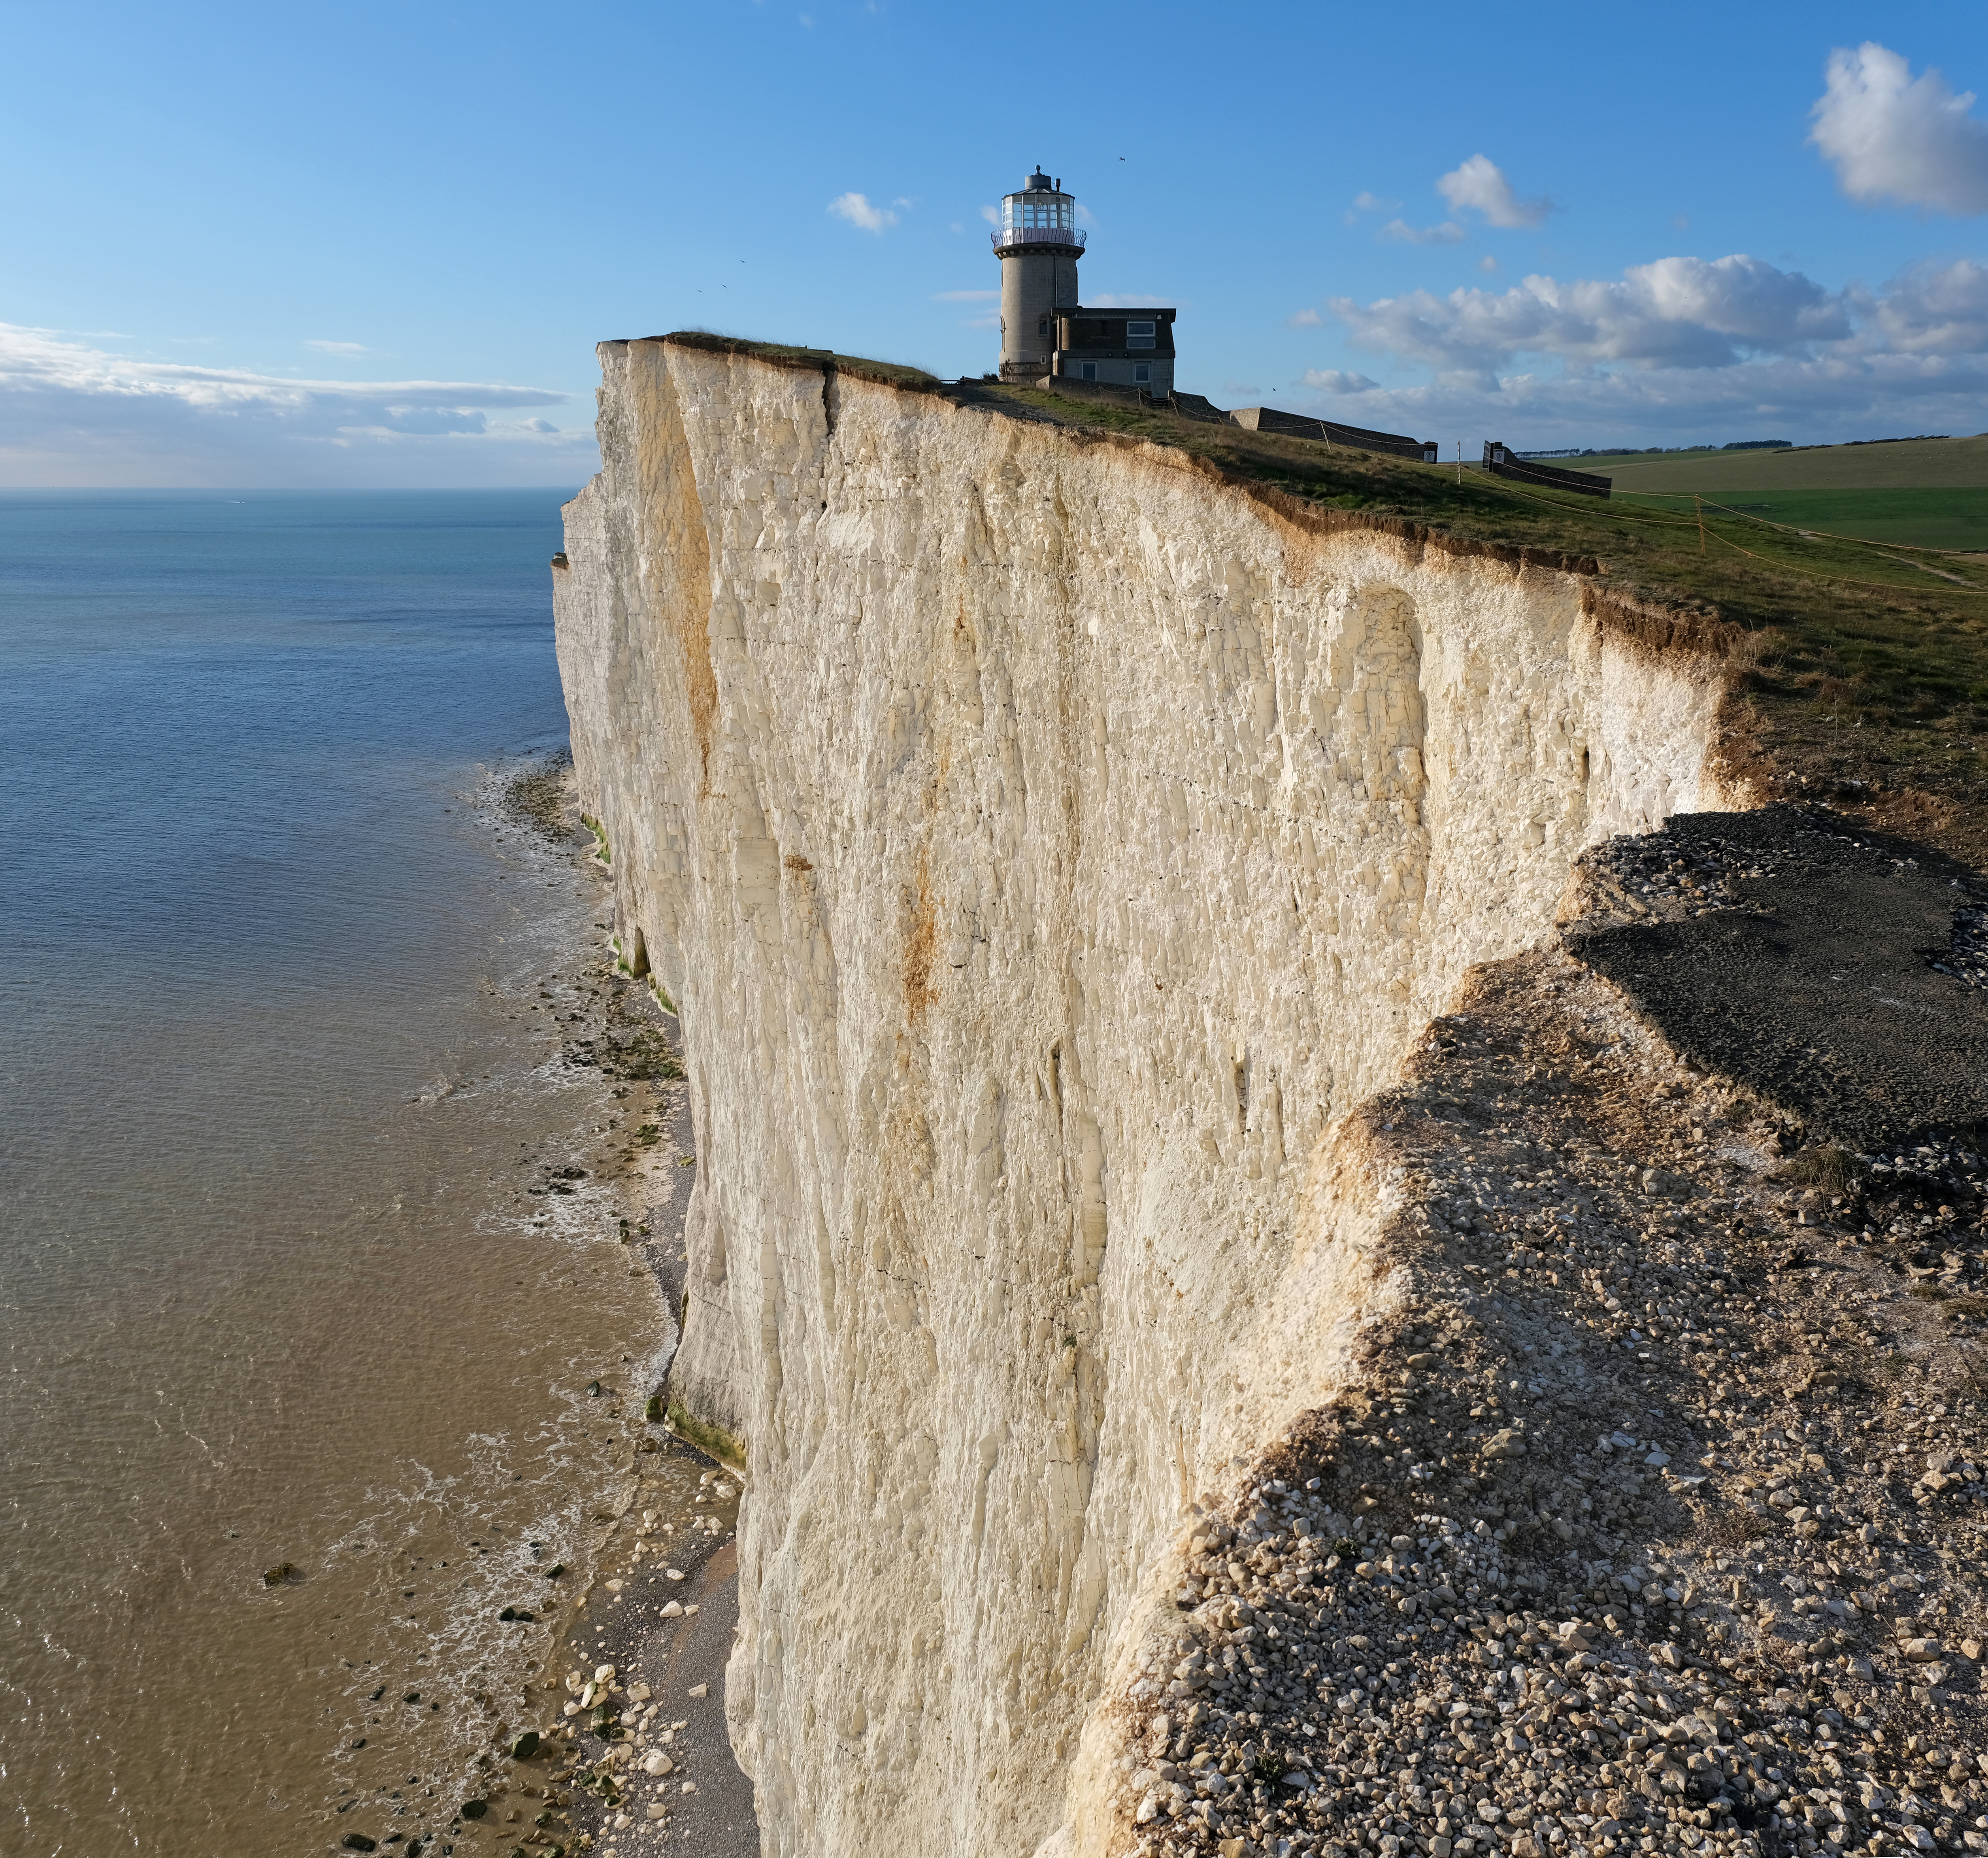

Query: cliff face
(553, 338), (1735, 1858)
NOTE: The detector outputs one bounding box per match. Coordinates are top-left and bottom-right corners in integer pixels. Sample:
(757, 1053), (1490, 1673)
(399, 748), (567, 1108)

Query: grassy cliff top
(662, 335), (1988, 867)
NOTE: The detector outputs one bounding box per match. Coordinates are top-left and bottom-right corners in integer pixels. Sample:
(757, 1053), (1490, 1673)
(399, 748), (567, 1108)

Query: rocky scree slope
(553, 333), (1756, 1858)
(1088, 813), (1987, 1858)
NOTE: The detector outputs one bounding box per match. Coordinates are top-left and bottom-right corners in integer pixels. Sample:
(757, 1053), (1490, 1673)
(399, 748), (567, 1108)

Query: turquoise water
(0, 491), (666, 1854)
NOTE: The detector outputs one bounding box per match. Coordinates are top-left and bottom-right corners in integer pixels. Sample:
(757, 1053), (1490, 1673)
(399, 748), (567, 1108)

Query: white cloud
(1287, 308), (1324, 327)
(1302, 369), (1380, 395)
(1867, 256), (1988, 354)
(1332, 254), (1850, 385)
(0, 323), (589, 487)
(980, 204), (999, 226)
(935, 288), (1000, 327)
(1478, 255), (1499, 273)
(304, 339), (369, 355)
(1351, 191), (1401, 213)
(1810, 42), (1988, 215)
(1297, 252), (1988, 443)
(1381, 218), (1466, 245)
(1085, 292), (1173, 308)
(828, 191), (897, 233)
(1437, 154), (1553, 229)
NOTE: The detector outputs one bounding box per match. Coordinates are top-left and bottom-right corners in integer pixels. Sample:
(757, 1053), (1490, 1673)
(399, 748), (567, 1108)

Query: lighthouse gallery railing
(990, 226), (1086, 249)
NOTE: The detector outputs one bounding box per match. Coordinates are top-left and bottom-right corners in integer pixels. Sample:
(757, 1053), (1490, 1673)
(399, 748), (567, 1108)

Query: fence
(1232, 406), (1438, 462)
(990, 227), (1086, 249)
(1483, 442), (1611, 498)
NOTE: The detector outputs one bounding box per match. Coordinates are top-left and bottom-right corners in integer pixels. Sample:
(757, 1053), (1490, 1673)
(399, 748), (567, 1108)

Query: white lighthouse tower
(993, 169), (1084, 381)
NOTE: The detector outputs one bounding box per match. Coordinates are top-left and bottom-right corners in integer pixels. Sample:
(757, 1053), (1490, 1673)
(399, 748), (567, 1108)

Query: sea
(0, 489), (669, 1854)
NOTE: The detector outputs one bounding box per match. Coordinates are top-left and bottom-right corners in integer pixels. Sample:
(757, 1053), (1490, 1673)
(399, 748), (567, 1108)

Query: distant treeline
(1519, 435), (1967, 460)
(1516, 440), (1791, 459)
(1835, 434), (1952, 447)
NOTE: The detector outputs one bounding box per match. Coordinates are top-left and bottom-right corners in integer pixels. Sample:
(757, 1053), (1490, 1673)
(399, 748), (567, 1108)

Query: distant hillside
(1573, 434), (1988, 491)
(1560, 438), (1988, 553)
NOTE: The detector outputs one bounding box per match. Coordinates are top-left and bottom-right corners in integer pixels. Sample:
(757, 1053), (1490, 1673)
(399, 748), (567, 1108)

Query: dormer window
(1126, 319), (1156, 349)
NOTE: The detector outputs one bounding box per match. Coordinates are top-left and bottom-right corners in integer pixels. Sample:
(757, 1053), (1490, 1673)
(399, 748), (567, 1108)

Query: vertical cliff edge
(551, 335), (1746, 1856)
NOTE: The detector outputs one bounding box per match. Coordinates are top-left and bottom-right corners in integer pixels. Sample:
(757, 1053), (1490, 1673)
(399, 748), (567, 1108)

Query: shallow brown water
(4, 777), (669, 1854)
(0, 491), (671, 1855)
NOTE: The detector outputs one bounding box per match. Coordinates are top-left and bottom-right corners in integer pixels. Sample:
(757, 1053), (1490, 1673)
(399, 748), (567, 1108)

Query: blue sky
(5, 1), (1988, 485)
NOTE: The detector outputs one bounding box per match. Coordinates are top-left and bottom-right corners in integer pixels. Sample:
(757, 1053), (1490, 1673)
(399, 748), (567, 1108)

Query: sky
(5, 1), (1988, 486)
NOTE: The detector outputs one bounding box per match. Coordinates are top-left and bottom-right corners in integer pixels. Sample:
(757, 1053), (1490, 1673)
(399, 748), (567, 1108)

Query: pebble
(1117, 948), (1987, 1858)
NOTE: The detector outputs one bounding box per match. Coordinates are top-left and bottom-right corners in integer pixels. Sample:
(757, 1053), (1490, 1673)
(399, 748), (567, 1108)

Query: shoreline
(441, 763), (760, 1858)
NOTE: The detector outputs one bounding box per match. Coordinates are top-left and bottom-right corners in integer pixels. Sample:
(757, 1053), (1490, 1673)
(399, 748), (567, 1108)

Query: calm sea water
(0, 491), (668, 1853)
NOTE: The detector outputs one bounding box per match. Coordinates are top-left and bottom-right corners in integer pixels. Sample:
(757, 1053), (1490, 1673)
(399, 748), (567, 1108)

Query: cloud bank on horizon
(0, 326), (594, 487)
(11, 20), (1988, 481)
(1300, 253), (1988, 440)
(1298, 43), (1988, 444)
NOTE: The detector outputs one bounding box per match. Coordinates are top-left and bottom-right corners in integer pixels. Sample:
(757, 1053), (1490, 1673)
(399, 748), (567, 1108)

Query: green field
(1505, 438), (1988, 551)
(1620, 487), (1988, 553)
(1564, 436), (1988, 492)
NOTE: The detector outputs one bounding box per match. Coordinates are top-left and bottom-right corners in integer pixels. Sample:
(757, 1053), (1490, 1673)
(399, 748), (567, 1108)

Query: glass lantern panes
(1003, 194), (1075, 234)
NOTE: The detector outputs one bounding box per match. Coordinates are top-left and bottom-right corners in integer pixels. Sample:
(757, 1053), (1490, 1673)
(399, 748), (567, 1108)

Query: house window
(1038, 317), (1050, 336)
(1125, 319), (1156, 350)
(1134, 363), (1151, 383)
(1080, 362), (1097, 381)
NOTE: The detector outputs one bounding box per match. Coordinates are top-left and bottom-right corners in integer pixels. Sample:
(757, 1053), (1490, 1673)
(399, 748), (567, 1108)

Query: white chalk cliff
(552, 337), (1735, 1858)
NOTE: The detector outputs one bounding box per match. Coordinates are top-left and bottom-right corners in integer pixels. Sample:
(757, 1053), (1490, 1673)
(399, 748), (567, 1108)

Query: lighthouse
(992, 170), (1083, 381)
(992, 168), (1176, 393)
